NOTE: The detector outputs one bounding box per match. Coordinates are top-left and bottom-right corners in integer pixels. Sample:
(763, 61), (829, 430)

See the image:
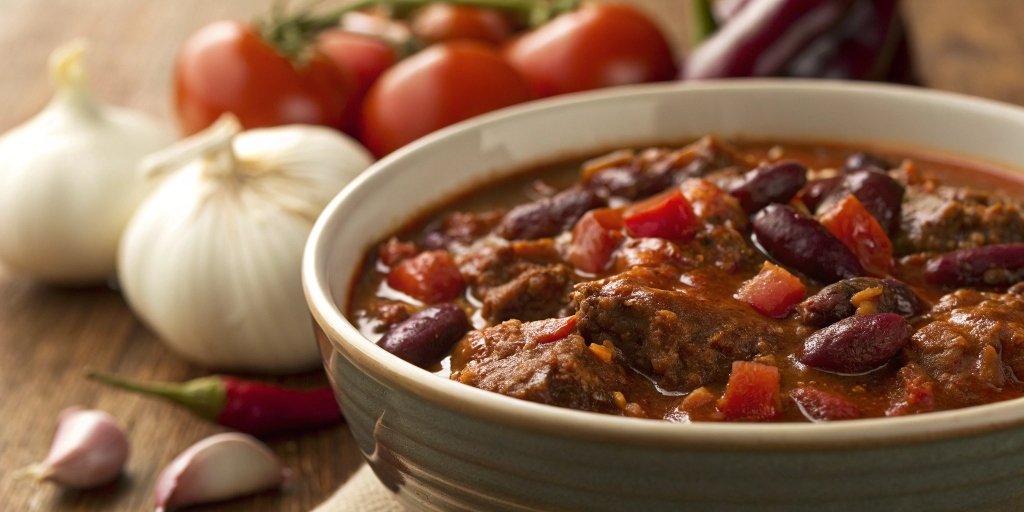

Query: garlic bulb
(118, 115), (372, 373)
(0, 40), (172, 284)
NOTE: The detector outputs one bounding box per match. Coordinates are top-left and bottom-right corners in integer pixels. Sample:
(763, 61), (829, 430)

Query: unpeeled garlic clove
(155, 433), (287, 511)
(21, 407), (129, 489)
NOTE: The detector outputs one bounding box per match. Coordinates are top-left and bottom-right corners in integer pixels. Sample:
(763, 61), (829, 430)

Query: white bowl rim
(304, 79), (1024, 450)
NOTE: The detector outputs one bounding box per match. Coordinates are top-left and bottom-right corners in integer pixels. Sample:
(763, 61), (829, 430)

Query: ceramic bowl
(304, 80), (1024, 512)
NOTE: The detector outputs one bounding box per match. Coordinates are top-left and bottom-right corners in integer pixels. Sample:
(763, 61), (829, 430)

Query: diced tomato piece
(819, 194), (895, 276)
(525, 315), (578, 344)
(567, 208), (624, 274)
(790, 387), (861, 422)
(622, 189), (698, 240)
(734, 262), (806, 318)
(718, 361), (781, 422)
(386, 250), (465, 303)
(680, 178), (747, 228)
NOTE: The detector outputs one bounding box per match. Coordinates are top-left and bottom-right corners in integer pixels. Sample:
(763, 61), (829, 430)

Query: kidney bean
(818, 170), (904, 233)
(843, 152), (892, 173)
(798, 313), (912, 374)
(495, 187), (604, 240)
(798, 277), (925, 327)
(585, 162), (675, 201)
(924, 243), (1024, 287)
(728, 160), (807, 213)
(752, 204), (863, 283)
(799, 175), (842, 212)
(377, 303), (471, 368)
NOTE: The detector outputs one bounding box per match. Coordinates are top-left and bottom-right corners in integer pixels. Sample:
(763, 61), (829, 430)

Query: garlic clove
(155, 433), (287, 511)
(21, 407), (129, 489)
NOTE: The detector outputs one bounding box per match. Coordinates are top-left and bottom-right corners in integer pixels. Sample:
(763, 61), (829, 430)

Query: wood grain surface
(1, 1), (1023, 511)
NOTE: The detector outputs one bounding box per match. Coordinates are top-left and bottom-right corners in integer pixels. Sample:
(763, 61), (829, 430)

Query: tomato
(567, 208), (624, 274)
(360, 41), (533, 156)
(504, 4), (677, 98)
(387, 250), (465, 303)
(622, 189), (698, 240)
(819, 194), (895, 276)
(717, 361), (781, 422)
(411, 4), (513, 45)
(735, 261), (806, 318)
(317, 30), (399, 135)
(174, 21), (354, 135)
(526, 316), (579, 345)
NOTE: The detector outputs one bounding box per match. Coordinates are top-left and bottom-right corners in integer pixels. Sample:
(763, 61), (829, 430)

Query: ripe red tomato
(317, 30), (399, 135)
(360, 41), (533, 157)
(504, 3), (678, 98)
(175, 20), (354, 135)
(410, 4), (514, 45)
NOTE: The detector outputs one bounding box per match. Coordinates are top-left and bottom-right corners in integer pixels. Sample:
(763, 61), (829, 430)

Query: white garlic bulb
(118, 115), (372, 373)
(0, 40), (172, 284)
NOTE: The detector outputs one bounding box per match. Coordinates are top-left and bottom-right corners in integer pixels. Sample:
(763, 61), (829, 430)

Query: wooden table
(1, 1), (1023, 510)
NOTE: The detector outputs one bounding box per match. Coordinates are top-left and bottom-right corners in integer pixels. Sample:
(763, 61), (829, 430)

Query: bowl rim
(304, 79), (1024, 450)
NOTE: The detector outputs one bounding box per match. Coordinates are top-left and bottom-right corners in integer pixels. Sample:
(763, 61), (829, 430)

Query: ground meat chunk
(903, 290), (1024, 404)
(362, 299), (414, 334)
(481, 265), (574, 323)
(574, 266), (786, 392)
(423, 210), (506, 250)
(451, 321), (627, 414)
(686, 225), (758, 272)
(457, 238), (563, 297)
(894, 185), (1024, 255)
(610, 225), (755, 274)
(611, 238), (695, 273)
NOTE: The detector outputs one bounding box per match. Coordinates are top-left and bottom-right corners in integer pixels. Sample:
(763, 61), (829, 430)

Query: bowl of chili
(304, 80), (1024, 511)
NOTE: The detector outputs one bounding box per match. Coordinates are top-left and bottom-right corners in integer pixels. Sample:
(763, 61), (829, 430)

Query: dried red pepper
(87, 371), (342, 436)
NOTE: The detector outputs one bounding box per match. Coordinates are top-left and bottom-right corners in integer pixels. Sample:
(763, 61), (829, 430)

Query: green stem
(260, 0), (573, 60)
(691, 0), (718, 45)
(87, 370), (226, 421)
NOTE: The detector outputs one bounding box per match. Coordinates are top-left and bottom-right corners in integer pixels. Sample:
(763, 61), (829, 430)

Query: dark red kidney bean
(728, 160), (808, 213)
(843, 152), (892, 173)
(924, 244), (1024, 287)
(585, 159), (677, 200)
(798, 277), (925, 327)
(377, 303), (471, 368)
(798, 313), (912, 374)
(799, 175), (842, 211)
(790, 387), (861, 422)
(818, 169), (904, 233)
(495, 187), (604, 240)
(752, 204), (863, 283)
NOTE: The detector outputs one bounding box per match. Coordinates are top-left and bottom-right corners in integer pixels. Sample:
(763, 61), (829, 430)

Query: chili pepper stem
(86, 370), (225, 421)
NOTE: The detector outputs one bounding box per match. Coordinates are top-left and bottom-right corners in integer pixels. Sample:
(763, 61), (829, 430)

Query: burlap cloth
(313, 463), (404, 512)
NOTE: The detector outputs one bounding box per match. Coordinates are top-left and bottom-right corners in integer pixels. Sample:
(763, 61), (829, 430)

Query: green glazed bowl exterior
(305, 81), (1024, 511)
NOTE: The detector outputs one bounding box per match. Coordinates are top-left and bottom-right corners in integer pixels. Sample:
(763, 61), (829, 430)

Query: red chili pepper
(87, 371), (343, 436)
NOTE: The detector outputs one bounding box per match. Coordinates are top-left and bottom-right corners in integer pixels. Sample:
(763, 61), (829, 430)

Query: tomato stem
(691, 0), (718, 44)
(259, 0), (578, 60)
